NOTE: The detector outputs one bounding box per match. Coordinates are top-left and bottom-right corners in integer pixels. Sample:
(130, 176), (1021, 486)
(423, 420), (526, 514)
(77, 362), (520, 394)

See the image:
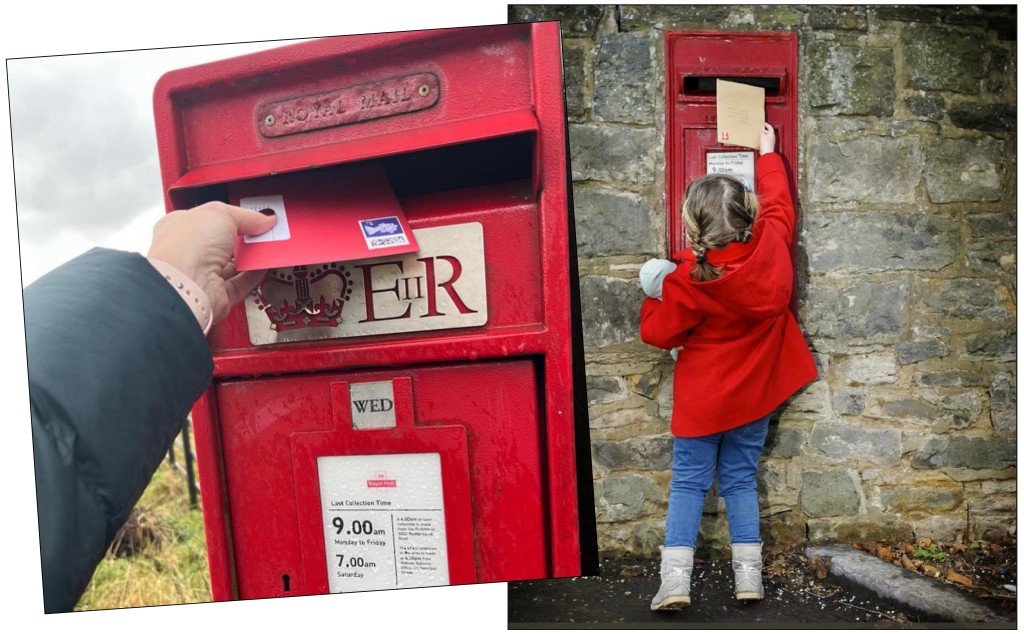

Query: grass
(75, 447), (211, 611)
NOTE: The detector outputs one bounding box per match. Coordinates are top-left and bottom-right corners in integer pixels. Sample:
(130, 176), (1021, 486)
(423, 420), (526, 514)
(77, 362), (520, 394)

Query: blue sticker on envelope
(359, 216), (410, 250)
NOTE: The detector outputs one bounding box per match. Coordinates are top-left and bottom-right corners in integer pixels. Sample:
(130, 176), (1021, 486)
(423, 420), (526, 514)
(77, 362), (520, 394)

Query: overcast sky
(9, 40), (309, 284)
(3, 2), (511, 630)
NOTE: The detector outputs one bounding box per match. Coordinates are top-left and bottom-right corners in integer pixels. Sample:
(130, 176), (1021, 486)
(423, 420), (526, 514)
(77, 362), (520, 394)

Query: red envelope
(229, 163), (419, 271)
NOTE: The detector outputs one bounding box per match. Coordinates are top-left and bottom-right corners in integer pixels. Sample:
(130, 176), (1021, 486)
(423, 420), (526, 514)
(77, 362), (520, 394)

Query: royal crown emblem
(252, 264), (352, 331)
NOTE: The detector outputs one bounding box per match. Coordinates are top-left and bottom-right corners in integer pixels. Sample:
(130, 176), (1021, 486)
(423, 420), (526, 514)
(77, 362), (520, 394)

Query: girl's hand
(759, 123), (776, 155)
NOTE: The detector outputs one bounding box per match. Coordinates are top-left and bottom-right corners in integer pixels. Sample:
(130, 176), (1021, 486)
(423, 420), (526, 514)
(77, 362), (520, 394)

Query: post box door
(665, 31), (798, 255)
(215, 359), (547, 599)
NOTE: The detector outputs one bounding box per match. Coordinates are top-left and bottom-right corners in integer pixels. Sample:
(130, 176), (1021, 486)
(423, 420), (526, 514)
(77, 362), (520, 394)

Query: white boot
(731, 542), (764, 601)
(650, 545), (693, 611)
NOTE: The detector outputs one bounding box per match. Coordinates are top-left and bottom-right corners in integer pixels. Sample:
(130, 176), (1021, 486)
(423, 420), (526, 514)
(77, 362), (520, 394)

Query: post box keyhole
(282, 574), (291, 592)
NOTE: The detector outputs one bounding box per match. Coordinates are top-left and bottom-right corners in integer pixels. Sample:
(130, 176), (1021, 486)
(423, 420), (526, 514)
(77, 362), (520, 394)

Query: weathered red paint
(154, 23), (591, 601)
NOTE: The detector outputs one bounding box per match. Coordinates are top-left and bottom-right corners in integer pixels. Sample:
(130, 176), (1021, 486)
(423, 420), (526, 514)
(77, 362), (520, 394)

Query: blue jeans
(664, 415), (771, 548)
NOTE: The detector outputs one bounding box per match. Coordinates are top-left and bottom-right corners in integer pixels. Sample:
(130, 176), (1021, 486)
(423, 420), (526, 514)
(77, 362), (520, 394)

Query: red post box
(152, 23), (596, 601)
(665, 31), (798, 297)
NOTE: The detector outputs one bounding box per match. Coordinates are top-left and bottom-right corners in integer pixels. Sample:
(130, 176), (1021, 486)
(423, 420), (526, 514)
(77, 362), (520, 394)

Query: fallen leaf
(878, 546), (893, 560)
(918, 537), (933, 548)
(947, 571), (973, 586)
(811, 555), (829, 579)
(990, 543), (1004, 554)
(904, 543), (917, 555)
(901, 555), (916, 570)
(922, 564), (940, 576)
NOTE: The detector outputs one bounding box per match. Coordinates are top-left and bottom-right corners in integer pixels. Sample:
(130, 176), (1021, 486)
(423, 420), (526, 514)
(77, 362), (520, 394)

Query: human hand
(147, 201), (277, 324)
(759, 123), (776, 155)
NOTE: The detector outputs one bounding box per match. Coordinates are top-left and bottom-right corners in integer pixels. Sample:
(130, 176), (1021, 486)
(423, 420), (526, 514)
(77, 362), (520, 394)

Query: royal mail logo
(367, 471), (397, 488)
(359, 216), (410, 250)
(246, 223), (488, 345)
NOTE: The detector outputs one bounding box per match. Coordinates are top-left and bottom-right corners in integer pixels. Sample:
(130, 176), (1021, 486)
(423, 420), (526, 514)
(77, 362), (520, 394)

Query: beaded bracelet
(147, 258), (213, 335)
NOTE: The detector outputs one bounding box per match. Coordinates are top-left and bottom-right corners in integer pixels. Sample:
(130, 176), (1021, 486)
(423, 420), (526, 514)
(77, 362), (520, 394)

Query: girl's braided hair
(682, 174), (760, 282)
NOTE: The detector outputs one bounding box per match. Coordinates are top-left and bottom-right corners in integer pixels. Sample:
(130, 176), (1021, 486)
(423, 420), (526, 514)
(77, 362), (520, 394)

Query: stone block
(974, 516), (1016, 541)
(837, 353), (898, 385)
(913, 516), (966, 542)
(758, 460), (796, 504)
(986, 46), (1015, 94)
(924, 392), (984, 429)
(878, 479), (965, 513)
(586, 375), (628, 405)
(630, 370), (662, 400)
(966, 242), (1016, 278)
(980, 479), (1016, 494)
(593, 32), (655, 125)
(570, 124), (658, 187)
(805, 41), (895, 116)
(809, 423), (902, 466)
(592, 435), (674, 472)
(507, 5), (604, 37)
(990, 373), (1016, 432)
(619, 5), (732, 31)
(913, 435), (1016, 470)
(915, 370), (985, 388)
(970, 492), (1016, 515)
(764, 425), (805, 458)
(962, 329), (1016, 362)
(595, 474), (663, 522)
(920, 279), (1013, 322)
(800, 470), (861, 517)
(867, 396), (941, 426)
(904, 26), (985, 93)
(574, 186), (659, 257)
(580, 275), (645, 349)
(763, 512), (807, 547)
(735, 5), (805, 29)
(803, 280), (907, 342)
(906, 95), (945, 121)
(781, 379), (833, 420)
(589, 407), (652, 437)
(949, 105), (1016, 132)
(808, 5), (869, 30)
(811, 117), (872, 136)
(807, 517), (914, 543)
(804, 212), (958, 272)
(896, 340), (949, 365)
(966, 212), (1016, 239)
(808, 136), (923, 203)
(835, 389), (867, 415)
(561, 40), (588, 119)
(925, 137), (1004, 203)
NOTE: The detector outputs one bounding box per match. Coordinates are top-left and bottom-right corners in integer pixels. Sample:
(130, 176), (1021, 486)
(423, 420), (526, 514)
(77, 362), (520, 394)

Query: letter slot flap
(228, 162), (419, 271)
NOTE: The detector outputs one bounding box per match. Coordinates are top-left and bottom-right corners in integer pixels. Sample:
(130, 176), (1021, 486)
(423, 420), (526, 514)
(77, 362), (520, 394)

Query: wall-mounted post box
(665, 31), (798, 298)
(153, 23), (596, 601)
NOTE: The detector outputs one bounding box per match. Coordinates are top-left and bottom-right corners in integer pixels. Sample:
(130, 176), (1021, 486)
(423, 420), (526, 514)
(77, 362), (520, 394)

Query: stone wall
(509, 5), (1017, 557)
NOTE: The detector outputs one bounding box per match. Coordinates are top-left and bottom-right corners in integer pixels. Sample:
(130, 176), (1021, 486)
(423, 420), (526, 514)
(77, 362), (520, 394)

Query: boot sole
(650, 595), (691, 611)
(735, 591), (763, 601)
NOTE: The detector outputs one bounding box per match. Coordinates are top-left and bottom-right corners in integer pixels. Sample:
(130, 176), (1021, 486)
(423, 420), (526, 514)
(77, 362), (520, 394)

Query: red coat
(640, 153), (817, 437)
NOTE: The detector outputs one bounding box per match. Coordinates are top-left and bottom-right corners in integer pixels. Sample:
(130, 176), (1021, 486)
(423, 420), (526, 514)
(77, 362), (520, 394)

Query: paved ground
(508, 545), (1017, 627)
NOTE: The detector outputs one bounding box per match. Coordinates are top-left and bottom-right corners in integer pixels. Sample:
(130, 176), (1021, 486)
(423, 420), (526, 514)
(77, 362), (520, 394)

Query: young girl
(640, 124), (817, 610)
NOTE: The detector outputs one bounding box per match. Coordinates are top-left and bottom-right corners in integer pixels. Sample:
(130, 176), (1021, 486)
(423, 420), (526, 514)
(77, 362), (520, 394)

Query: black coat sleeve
(25, 248), (214, 613)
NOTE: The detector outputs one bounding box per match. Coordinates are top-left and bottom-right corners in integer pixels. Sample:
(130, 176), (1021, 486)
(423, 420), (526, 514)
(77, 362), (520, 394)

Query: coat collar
(673, 229), (760, 265)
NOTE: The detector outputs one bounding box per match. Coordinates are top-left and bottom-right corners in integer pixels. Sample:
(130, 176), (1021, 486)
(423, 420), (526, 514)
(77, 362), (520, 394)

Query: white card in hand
(240, 194), (291, 243)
